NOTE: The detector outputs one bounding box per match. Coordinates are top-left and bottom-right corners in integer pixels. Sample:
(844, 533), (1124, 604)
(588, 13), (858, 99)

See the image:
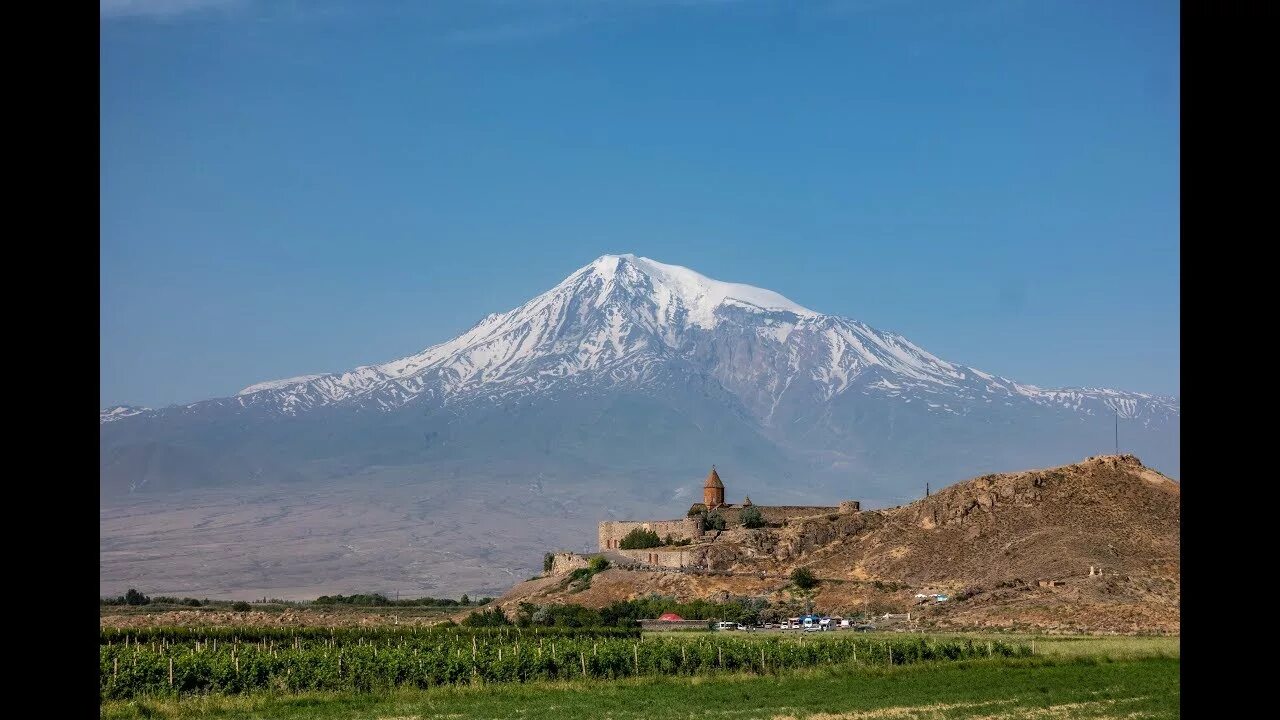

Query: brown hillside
(490, 455), (1179, 633)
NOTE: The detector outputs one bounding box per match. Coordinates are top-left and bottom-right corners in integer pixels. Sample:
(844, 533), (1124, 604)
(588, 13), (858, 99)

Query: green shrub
(740, 506), (765, 528)
(543, 552), (556, 573)
(231, 601), (252, 611)
(619, 528), (661, 549)
(701, 511), (726, 532)
(588, 556), (611, 573)
(791, 567), (818, 590)
(461, 607), (512, 627)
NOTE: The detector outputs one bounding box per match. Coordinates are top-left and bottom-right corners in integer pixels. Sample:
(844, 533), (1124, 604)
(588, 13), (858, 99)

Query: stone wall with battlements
(598, 518), (702, 551)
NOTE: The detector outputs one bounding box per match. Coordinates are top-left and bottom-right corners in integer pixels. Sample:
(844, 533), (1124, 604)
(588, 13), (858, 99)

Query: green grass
(100, 655), (1179, 719)
(641, 631), (1180, 660)
(843, 632), (1180, 660)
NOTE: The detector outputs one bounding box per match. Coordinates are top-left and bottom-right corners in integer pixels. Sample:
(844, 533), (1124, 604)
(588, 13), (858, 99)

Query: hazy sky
(101, 0), (1179, 409)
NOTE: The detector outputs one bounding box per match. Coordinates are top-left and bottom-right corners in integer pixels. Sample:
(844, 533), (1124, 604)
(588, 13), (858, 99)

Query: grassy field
(101, 655), (1179, 719)
(823, 632), (1180, 660)
(639, 630), (1179, 660)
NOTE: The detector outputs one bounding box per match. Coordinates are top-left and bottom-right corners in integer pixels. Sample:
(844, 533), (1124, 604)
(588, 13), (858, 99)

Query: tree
(791, 567), (818, 590)
(543, 552), (556, 573)
(701, 511), (726, 532)
(461, 594), (470, 605)
(462, 607), (511, 627)
(515, 601), (538, 627)
(619, 528), (661, 549)
(124, 588), (149, 606)
(231, 601), (252, 611)
(740, 506), (764, 529)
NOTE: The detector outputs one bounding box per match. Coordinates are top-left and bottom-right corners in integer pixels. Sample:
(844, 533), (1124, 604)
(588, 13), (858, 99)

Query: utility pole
(926, 482), (930, 497)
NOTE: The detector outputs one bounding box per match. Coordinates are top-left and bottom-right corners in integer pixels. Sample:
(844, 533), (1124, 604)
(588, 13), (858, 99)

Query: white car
(716, 621), (736, 631)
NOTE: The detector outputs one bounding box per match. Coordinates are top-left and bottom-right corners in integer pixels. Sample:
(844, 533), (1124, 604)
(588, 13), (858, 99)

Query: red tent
(658, 612), (684, 621)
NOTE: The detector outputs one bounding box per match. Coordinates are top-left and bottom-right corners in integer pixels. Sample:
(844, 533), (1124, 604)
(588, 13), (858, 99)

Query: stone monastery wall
(598, 518), (701, 550)
(615, 547), (697, 569)
(716, 505), (848, 525)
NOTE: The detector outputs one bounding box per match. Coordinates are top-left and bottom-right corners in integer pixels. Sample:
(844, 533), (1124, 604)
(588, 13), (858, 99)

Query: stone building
(703, 466), (725, 509)
(595, 466), (862, 557)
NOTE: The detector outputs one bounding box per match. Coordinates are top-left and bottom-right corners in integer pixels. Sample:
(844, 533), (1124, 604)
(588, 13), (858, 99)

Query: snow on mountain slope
(100, 405), (149, 423)
(102, 254), (1178, 425)
(238, 374), (327, 395)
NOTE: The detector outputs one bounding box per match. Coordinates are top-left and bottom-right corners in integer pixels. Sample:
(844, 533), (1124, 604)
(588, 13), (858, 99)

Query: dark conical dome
(704, 466), (724, 489)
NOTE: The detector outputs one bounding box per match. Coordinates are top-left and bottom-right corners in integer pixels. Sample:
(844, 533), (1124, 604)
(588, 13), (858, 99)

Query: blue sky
(101, 0), (1179, 409)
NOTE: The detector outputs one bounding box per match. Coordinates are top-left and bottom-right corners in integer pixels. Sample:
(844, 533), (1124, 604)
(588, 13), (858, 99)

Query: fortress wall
(616, 547), (697, 569)
(598, 518), (702, 550)
(549, 552), (590, 576)
(714, 505), (847, 525)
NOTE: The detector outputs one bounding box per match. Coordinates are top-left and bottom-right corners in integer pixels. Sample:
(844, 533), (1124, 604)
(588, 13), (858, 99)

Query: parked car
(839, 619), (851, 628)
(736, 623), (749, 631)
(716, 621), (736, 631)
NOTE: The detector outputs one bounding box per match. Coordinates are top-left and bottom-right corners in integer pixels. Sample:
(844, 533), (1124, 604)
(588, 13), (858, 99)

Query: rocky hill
(490, 455), (1180, 633)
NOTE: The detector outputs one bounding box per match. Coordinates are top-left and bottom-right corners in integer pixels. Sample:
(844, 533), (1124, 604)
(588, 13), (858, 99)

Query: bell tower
(703, 465), (725, 508)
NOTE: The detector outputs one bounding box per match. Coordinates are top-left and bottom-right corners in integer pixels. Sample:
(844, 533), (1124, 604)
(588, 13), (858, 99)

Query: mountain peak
(582, 253), (816, 329)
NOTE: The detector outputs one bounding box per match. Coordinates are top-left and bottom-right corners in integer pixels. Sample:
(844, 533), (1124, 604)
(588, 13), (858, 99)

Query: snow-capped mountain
(101, 254), (1179, 501)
